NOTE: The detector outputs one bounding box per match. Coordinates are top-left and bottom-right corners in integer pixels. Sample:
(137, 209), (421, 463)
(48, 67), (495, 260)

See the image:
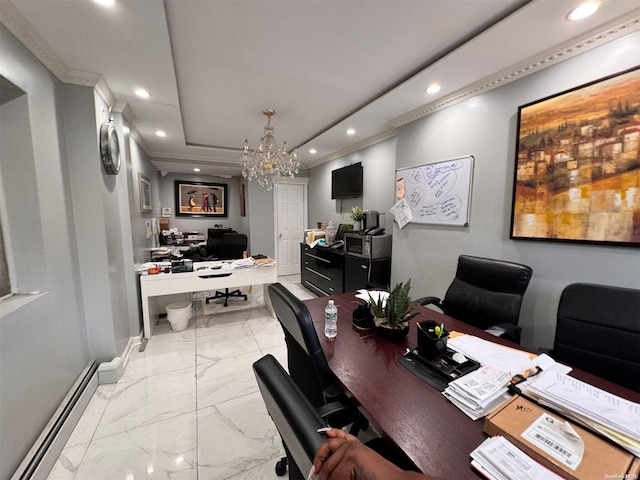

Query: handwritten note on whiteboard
(396, 155), (474, 226)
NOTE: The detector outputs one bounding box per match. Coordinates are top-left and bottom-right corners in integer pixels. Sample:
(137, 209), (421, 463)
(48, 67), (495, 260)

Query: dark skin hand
(310, 428), (441, 480)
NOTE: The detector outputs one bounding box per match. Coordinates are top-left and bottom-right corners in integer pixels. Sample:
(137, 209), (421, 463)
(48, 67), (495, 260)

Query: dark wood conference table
(303, 291), (640, 479)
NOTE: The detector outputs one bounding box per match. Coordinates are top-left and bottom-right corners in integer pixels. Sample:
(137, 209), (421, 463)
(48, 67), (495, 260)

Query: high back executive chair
(420, 255), (533, 344)
(267, 283), (368, 476)
(199, 227), (234, 260)
(553, 283), (640, 392)
(253, 354), (326, 480)
(205, 232), (249, 306)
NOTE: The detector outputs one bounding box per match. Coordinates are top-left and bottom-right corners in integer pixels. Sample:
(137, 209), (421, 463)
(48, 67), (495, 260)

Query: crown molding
(391, 13), (640, 128)
(306, 128), (396, 169)
(0, 1), (99, 86)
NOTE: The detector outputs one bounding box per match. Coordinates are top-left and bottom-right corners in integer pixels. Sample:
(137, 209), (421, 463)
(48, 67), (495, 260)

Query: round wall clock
(99, 120), (121, 175)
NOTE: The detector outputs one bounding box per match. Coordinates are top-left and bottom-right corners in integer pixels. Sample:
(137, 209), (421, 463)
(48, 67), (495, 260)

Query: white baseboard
(97, 335), (138, 384)
(11, 362), (98, 480)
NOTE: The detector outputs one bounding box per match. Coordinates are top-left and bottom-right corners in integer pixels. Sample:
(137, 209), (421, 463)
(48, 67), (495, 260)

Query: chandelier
(241, 109), (299, 190)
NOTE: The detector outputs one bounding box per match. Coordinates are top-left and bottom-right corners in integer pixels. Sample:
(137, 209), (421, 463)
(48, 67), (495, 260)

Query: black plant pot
(375, 322), (410, 341)
(417, 320), (449, 360)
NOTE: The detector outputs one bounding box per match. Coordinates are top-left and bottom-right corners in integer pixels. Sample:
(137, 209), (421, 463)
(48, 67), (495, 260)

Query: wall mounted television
(331, 162), (363, 199)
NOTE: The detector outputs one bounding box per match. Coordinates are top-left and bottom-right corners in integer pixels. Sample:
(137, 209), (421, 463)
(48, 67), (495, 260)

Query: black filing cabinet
(300, 244), (345, 296)
(344, 255), (391, 293)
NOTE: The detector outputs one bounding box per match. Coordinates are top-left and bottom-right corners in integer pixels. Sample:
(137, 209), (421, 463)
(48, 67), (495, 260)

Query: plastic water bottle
(324, 300), (338, 340)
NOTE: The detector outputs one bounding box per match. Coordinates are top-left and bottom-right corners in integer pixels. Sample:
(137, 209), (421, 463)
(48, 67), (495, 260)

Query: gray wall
(0, 25), (90, 478)
(308, 138), (397, 230)
(155, 171), (246, 236)
(0, 24), (143, 478)
(392, 31), (640, 350)
(307, 32), (640, 351)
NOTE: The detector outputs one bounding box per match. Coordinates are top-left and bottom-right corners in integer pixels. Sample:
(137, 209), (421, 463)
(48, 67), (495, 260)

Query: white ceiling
(2, 0), (640, 177)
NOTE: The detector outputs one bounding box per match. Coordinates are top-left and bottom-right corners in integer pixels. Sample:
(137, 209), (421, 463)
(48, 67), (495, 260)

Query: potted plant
(350, 206), (364, 231)
(368, 279), (420, 340)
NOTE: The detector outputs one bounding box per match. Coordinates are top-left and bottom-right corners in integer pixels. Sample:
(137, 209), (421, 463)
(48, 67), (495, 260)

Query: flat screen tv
(331, 162), (363, 199)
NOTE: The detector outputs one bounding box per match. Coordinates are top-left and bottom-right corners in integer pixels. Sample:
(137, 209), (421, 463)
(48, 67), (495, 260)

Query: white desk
(139, 261), (278, 340)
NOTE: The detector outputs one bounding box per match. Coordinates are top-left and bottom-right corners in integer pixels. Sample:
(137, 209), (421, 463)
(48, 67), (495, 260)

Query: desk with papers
(139, 260), (277, 340)
(303, 291), (639, 479)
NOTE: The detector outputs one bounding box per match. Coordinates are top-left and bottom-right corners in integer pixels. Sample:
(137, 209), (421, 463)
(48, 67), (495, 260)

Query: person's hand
(310, 428), (428, 480)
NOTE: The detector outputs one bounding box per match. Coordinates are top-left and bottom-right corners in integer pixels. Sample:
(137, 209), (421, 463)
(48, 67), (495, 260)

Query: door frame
(273, 177), (309, 274)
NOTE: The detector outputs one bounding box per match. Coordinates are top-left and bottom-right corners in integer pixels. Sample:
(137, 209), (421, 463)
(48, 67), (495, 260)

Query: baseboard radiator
(11, 361), (98, 480)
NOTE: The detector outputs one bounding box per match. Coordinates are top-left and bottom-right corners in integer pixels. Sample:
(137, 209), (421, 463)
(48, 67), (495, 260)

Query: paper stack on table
(443, 365), (512, 420)
(524, 370), (640, 456)
(470, 436), (564, 480)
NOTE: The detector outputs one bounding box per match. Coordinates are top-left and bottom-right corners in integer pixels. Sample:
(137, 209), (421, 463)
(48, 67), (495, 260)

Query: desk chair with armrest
(205, 232), (249, 306)
(552, 283), (640, 393)
(268, 283), (369, 476)
(253, 354), (415, 480)
(419, 255), (533, 344)
(253, 354), (327, 480)
(199, 227), (234, 260)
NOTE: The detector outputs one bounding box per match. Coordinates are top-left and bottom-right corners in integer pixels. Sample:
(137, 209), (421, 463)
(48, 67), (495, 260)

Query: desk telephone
(364, 227), (385, 235)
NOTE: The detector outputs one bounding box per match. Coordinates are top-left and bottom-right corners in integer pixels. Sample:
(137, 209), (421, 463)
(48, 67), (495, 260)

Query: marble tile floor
(46, 274), (316, 480)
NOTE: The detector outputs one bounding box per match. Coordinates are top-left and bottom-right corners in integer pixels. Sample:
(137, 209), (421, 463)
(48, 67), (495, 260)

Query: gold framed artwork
(510, 66), (640, 247)
(175, 180), (228, 217)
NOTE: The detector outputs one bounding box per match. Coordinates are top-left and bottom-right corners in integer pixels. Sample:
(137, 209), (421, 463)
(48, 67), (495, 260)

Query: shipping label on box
(483, 396), (636, 480)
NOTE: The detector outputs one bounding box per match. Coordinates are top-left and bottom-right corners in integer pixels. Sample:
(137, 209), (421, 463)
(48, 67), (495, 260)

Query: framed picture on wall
(139, 173), (152, 213)
(510, 66), (640, 247)
(175, 180), (228, 217)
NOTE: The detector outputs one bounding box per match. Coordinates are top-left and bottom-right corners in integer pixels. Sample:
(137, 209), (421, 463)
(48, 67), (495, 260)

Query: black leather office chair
(268, 283), (368, 476)
(199, 227), (234, 260)
(419, 255), (533, 344)
(254, 354), (416, 479)
(205, 233), (249, 306)
(253, 354), (327, 480)
(552, 283), (640, 392)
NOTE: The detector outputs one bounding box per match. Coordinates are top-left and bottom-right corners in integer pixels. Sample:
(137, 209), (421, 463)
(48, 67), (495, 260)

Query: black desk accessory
(399, 347), (481, 392)
(352, 303), (374, 330)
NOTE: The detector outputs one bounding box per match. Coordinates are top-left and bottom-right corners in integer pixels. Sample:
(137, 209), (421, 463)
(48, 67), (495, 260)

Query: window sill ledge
(0, 292), (48, 318)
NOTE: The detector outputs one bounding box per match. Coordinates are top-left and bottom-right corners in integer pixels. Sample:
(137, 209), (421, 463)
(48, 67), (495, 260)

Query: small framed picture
(139, 174), (152, 213)
(161, 207), (171, 217)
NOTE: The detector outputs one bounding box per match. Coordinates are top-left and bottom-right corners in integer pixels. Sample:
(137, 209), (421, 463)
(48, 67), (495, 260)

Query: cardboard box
(483, 396), (638, 480)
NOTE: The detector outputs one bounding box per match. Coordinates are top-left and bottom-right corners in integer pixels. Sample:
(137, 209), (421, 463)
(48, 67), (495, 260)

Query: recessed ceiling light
(425, 83), (441, 94)
(193, 168), (200, 172)
(134, 88), (150, 99)
(93, 0), (115, 8)
(567, 1), (600, 21)
(155, 130), (166, 137)
(309, 148), (317, 154)
(346, 128), (356, 136)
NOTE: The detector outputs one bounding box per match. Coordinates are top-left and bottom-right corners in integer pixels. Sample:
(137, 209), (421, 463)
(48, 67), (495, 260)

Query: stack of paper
(471, 436), (564, 480)
(443, 366), (512, 420)
(250, 256), (276, 267)
(524, 371), (640, 456)
(448, 335), (535, 377)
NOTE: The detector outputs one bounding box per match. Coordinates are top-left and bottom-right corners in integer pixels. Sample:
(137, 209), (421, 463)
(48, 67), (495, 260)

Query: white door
(275, 183), (305, 276)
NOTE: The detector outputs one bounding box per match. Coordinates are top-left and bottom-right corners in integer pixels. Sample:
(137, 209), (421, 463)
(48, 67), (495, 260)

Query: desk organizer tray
(399, 348), (481, 392)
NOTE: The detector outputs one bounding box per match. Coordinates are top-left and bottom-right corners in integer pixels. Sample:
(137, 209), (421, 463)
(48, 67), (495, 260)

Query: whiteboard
(396, 155), (474, 226)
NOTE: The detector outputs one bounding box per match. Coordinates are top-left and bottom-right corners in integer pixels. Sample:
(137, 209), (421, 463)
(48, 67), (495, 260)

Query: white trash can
(166, 301), (192, 331)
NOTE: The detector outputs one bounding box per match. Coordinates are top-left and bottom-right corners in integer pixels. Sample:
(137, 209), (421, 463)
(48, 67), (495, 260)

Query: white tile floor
(47, 275), (316, 480)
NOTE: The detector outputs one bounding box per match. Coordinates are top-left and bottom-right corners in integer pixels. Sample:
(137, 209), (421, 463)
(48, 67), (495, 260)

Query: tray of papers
(399, 348), (481, 392)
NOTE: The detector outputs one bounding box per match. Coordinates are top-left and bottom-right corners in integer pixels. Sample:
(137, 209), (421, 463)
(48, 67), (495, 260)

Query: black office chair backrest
(268, 282), (333, 407)
(217, 233), (247, 260)
(554, 283), (640, 392)
(206, 227), (234, 253)
(253, 354), (325, 477)
(443, 255), (533, 329)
